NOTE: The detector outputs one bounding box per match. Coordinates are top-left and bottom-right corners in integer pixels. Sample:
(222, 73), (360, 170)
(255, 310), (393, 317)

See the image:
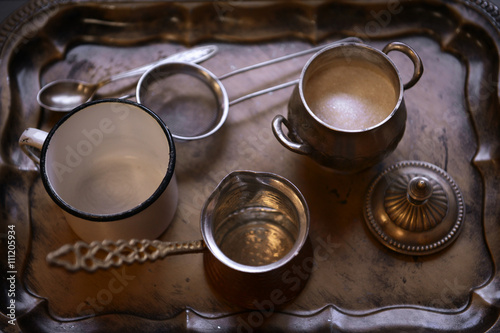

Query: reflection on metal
(47, 239), (206, 272)
(385, 175), (448, 232)
(364, 161), (464, 255)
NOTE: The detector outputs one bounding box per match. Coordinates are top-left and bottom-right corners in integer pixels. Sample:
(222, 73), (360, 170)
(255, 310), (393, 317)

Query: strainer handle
(272, 115), (311, 155)
(46, 239), (206, 272)
(219, 37), (363, 80)
(227, 37), (364, 106)
(229, 80), (299, 106)
(382, 42), (423, 90)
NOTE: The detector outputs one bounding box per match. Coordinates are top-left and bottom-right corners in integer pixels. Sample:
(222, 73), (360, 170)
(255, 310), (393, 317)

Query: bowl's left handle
(272, 115), (311, 155)
(19, 128), (48, 165)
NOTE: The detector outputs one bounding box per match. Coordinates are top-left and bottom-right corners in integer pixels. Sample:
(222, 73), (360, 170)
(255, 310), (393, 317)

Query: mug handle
(272, 115), (311, 155)
(19, 128), (48, 165)
(382, 42), (424, 90)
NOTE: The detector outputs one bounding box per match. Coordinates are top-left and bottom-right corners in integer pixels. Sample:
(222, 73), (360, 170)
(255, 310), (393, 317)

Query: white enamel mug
(19, 99), (178, 242)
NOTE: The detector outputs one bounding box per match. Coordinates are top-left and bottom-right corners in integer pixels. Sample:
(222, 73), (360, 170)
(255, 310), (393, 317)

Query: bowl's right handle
(383, 41), (424, 90)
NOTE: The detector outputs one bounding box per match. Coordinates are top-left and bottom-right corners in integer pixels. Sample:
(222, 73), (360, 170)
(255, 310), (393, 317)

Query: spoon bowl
(37, 79), (100, 111)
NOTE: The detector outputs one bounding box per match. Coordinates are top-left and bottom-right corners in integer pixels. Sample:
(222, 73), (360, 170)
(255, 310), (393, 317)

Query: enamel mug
(19, 99), (178, 242)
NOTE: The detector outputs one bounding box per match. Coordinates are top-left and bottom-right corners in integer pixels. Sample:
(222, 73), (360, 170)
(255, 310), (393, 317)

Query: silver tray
(1, 0), (499, 331)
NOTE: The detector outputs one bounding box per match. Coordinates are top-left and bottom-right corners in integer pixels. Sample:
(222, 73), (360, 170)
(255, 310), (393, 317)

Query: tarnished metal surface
(273, 41), (423, 172)
(46, 239), (207, 272)
(201, 170), (311, 309)
(0, 0), (499, 332)
(364, 160), (465, 255)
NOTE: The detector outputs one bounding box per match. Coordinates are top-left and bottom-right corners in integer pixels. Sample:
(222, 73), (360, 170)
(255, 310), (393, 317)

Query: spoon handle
(100, 45), (219, 85)
(46, 239), (206, 272)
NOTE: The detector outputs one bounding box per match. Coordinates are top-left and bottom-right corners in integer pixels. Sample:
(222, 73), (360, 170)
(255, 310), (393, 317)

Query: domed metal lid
(364, 161), (464, 255)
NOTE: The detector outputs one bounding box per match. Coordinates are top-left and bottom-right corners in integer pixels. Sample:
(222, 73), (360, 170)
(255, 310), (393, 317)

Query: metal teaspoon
(36, 45), (218, 112)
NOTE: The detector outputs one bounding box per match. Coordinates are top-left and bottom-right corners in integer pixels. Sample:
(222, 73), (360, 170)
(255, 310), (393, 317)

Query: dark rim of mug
(39, 98), (176, 222)
(200, 170), (310, 274)
(299, 42), (404, 133)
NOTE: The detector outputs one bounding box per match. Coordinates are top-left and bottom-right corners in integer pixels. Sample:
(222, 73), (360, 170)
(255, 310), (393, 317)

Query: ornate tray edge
(1, 0), (500, 54)
(0, 0), (499, 332)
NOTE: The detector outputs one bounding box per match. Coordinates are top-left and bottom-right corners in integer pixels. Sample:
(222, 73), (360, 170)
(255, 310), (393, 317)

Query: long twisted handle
(46, 239), (206, 272)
